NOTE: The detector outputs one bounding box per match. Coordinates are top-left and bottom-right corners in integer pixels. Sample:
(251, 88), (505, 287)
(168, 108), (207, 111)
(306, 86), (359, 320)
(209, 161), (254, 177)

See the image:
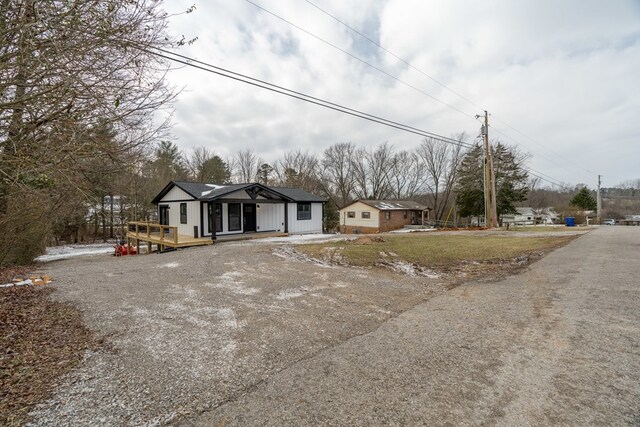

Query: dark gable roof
(152, 181), (326, 204)
(267, 186), (327, 202)
(342, 199), (430, 211)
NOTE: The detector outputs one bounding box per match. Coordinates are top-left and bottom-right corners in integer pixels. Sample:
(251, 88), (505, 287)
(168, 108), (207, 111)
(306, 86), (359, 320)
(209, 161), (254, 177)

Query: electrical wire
(300, 0), (595, 180)
(143, 47), (474, 148)
(244, 0), (477, 121)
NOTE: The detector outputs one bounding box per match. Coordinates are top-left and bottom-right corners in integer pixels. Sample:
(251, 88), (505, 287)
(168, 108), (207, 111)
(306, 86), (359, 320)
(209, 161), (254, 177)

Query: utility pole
(597, 174), (602, 224)
(480, 110), (496, 228)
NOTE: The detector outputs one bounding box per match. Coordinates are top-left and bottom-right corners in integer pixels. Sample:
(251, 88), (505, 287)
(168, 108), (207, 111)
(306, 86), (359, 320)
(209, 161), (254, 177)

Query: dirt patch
(0, 286), (101, 426)
(350, 236), (386, 244)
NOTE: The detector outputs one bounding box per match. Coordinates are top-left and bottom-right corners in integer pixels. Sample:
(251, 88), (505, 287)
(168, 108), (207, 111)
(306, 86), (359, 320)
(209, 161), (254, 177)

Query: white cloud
(163, 0), (640, 187)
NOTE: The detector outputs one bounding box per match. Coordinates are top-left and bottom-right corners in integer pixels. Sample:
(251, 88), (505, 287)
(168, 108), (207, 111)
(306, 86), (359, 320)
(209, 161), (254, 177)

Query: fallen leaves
(0, 285), (101, 426)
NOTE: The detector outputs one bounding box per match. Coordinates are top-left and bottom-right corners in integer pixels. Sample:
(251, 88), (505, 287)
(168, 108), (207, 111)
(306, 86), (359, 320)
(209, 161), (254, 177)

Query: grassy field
(503, 226), (593, 233)
(299, 234), (577, 269)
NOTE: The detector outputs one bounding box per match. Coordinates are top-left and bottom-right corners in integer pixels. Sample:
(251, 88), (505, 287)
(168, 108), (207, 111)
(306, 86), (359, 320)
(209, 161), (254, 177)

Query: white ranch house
(152, 181), (325, 239)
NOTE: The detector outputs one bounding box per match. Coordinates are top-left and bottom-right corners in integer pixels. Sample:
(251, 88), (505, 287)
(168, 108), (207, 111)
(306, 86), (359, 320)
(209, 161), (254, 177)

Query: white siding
(223, 189), (252, 199)
(256, 203), (285, 232)
(163, 186), (194, 201)
(339, 201), (380, 229)
(158, 200), (201, 236)
(288, 202), (323, 234)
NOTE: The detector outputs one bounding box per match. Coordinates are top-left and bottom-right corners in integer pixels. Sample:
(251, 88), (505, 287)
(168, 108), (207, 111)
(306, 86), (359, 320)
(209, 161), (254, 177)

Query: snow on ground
(35, 243), (115, 262)
(256, 234), (347, 244)
(388, 228), (437, 234)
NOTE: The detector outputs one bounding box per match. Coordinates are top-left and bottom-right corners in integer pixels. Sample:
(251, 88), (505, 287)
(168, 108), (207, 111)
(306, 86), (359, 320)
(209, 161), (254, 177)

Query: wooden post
(173, 226), (178, 245)
(160, 225), (165, 242)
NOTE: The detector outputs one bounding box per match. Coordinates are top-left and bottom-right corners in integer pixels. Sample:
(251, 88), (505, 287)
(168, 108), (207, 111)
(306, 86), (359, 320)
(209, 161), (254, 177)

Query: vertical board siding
(163, 186), (194, 201)
(256, 203), (285, 232)
(160, 201), (200, 236)
(288, 202), (323, 234)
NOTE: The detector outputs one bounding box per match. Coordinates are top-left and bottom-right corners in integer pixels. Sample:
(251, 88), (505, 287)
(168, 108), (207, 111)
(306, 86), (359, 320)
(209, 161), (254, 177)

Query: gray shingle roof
(344, 200), (430, 211)
(153, 181), (325, 204)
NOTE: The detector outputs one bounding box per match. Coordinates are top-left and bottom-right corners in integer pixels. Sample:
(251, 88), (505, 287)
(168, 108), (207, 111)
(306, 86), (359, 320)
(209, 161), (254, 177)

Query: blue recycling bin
(565, 217), (575, 227)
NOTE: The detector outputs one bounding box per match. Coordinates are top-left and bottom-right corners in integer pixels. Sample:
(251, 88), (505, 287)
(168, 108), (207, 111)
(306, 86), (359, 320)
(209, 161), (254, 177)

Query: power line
(143, 47), (474, 148)
(490, 127), (594, 183)
(300, 0), (595, 180)
(491, 116), (594, 176)
(303, 0), (485, 113)
(243, 0), (477, 121)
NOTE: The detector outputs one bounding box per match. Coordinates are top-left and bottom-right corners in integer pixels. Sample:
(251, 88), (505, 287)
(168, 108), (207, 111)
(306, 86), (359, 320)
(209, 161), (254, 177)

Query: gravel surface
(27, 240), (447, 426)
(24, 226), (627, 426)
(190, 226), (640, 426)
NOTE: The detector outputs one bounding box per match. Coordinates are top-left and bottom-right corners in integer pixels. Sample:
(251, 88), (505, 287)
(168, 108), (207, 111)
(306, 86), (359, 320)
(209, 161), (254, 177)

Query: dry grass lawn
(300, 234), (577, 269)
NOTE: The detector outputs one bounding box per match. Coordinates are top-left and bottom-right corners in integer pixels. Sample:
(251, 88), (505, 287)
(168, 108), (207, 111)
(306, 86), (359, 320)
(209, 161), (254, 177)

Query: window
(384, 211), (391, 220)
(362, 212), (370, 219)
(228, 203), (241, 231)
(214, 204), (222, 232)
(347, 211), (355, 218)
(297, 203), (311, 220)
(403, 210), (408, 219)
(180, 203), (187, 224)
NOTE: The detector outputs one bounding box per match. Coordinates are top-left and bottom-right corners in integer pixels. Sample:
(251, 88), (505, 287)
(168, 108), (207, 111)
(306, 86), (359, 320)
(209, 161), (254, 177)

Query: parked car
(604, 219), (616, 226)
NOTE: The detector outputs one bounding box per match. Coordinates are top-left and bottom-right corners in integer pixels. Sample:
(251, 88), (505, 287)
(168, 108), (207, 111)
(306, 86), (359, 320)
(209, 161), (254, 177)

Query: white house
(501, 207), (536, 225)
(151, 181), (325, 238)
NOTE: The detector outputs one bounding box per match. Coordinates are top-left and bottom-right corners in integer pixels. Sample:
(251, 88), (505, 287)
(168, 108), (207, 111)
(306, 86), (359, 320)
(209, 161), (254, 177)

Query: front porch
(127, 222), (290, 252)
(127, 222), (213, 252)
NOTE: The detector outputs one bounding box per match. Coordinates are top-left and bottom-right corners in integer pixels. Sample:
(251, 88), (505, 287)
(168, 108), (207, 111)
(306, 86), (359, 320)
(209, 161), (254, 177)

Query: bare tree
(185, 147), (214, 180)
(350, 142), (394, 200)
(388, 150), (423, 199)
(321, 142), (356, 207)
(273, 149), (320, 193)
(416, 134), (466, 221)
(232, 148), (262, 183)
(0, 0), (185, 265)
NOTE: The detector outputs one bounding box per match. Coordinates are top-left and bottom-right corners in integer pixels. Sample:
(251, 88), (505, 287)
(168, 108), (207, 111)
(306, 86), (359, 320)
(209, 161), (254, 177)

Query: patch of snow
(257, 233), (346, 244)
(389, 228), (437, 234)
(201, 184), (226, 197)
(0, 279), (33, 288)
(161, 262), (180, 268)
(35, 243), (114, 262)
(276, 289), (305, 300)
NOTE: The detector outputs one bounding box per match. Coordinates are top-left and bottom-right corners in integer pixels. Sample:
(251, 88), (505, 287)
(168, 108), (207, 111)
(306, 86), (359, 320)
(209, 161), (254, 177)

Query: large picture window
(297, 203), (311, 220)
(228, 203), (241, 231)
(180, 203), (187, 224)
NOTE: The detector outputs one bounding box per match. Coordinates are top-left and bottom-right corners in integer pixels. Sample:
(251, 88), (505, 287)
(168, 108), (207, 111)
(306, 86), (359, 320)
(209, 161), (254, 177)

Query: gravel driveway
(28, 239), (446, 426)
(26, 227), (636, 426)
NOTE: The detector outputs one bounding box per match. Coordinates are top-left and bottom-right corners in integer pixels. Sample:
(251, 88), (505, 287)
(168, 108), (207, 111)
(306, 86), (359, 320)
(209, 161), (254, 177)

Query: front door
(243, 204), (256, 232)
(208, 203), (222, 233)
(159, 205), (169, 225)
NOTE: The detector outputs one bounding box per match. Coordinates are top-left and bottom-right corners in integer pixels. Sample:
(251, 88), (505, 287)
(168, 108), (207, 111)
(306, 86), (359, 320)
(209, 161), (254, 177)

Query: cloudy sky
(163, 0), (640, 188)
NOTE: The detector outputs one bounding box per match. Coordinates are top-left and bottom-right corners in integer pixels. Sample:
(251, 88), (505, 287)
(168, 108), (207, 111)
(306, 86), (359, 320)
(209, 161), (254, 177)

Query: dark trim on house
(214, 198), (286, 204)
(151, 181), (198, 204)
(199, 201), (204, 238)
(284, 203), (289, 233)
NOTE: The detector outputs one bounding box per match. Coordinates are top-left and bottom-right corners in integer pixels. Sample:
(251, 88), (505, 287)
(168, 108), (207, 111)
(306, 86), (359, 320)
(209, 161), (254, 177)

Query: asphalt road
(191, 226), (640, 426)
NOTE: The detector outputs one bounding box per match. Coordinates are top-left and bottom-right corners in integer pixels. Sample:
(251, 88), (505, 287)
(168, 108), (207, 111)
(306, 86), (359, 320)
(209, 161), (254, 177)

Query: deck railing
(128, 221), (178, 245)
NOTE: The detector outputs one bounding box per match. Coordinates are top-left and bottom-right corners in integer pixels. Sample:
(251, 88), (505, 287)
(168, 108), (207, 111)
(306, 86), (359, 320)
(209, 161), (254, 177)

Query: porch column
(284, 203), (289, 233)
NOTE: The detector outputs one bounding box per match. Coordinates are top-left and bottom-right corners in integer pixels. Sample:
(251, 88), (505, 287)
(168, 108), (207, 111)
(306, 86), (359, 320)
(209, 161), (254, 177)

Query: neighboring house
(536, 207), (559, 225)
(621, 214), (640, 226)
(152, 181), (325, 238)
(501, 207), (536, 225)
(339, 200), (431, 234)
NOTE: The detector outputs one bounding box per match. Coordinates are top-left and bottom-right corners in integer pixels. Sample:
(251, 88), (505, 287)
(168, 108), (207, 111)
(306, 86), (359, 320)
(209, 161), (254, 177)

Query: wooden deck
(127, 222), (213, 252)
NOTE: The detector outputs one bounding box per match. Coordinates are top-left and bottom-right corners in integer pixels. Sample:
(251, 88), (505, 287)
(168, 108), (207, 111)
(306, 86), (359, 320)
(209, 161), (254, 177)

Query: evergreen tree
(455, 142), (529, 219)
(199, 156), (231, 184)
(570, 187), (597, 210)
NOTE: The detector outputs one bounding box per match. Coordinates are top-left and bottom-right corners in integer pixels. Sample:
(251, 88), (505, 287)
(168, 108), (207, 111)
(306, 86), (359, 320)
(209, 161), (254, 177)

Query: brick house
(339, 200), (431, 234)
